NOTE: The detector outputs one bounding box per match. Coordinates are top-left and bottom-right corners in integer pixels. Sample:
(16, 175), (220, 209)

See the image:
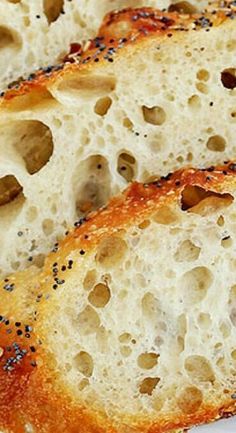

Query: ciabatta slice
(1, 163), (236, 433)
(0, 4), (235, 278)
(0, 0), (203, 90)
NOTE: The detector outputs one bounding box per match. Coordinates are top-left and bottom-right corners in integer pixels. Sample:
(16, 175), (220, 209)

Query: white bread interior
(2, 166), (236, 433)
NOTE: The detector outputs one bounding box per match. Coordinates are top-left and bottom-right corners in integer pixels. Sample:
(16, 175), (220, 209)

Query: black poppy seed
(3, 283), (15, 292)
(4, 279), (9, 283)
(206, 176), (211, 181)
(30, 346), (36, 353)
(84, 234), (89, 239)
(28, 256), (33, 262)
(25, 325), (32, 332)
(207, 166), (215, 172)
(36, 14), (41, 18)
(15, 322), (21, 327)
(175, 181), (181, 186)
(61, 265), (67, 271)
(231, 393), (236, 399)
(16, 330), (23, 336)
(25, 333), (31, 339)
(121, 166), (127, 171)
(97, 164), (102, 169)
(229, 163), (236, 171)
(223, 170), (228, 175)
(53, 284), (58, 290)
(31, 361), (37, 367)
(17, 231), (23, 237)
(80, 250), (85, 255)
(0, 316), (3, 322)
(5, 320), (9, 326)
(54, 278), (65, 285)
(209, 101), (214, 106)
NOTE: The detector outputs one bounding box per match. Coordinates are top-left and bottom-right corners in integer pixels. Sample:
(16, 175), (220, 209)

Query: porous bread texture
(0, 6), (236, 279)
(1, 165), (236, 433)
(0, 0), (206, 91)
(42, 180), (236, 425)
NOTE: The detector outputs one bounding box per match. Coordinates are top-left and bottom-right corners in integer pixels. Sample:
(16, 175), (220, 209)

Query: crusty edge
(0, 1), (235, 104)
(0, 163), (236, 432)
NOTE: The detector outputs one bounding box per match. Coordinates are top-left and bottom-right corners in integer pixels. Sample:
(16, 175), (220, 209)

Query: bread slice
(0, 4), (235, 279)
(0, 0), (204, 91)
(1, 162), (236, 433)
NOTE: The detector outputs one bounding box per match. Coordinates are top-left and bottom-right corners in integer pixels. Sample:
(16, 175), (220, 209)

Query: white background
(191, 417), (236, 432)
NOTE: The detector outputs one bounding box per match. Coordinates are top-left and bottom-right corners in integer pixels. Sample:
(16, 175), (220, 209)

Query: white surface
(191, 417), (236, 432)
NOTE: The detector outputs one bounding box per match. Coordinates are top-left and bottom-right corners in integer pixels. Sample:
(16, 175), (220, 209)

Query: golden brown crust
(1, 1), (235, 105)
(1, 162), (236, 432)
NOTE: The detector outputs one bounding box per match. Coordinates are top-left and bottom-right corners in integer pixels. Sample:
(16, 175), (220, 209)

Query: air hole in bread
(142, 293), (161, 318)
(177, 386), (203, 414)
(185, 356), (215, 382)
(180, 266), (213, 305)
(76, 306), (100, 335)
(94, 96), (112, 116)
(43, 0), (64, 24)
(88, 283), (111, 308)
(198, 313), (212, 329)
(221, 68), (236, 89)
(231, 350), (236, 361)
(42, 219), (54, 236)
(0, 26), (21, 50)
(197, 69), (210, 82)
(196, 82), (208, 94)
(137, 353), (159, 370)
(168, 1), (197, 13)
(83, 270), (97, 291)
(5, 88), (55, 111)
(13, 121), (54, 174)
(32, 254), (45, 269)
(0, 174), (22, 207)
(96, 326), (108, 353)
(117, 152), (137, 182)
(120, 346), (132, 357)
(123, 117), (133, 129)
(96, 236), (128, 269)
(181, 185), (233, 214)
(119, 333), (132, 344)
(188, 95), (202, 110)
(153, 206), (179, 225)
(206, 135), (226, 152)
(174, 240), (200, 262)
(220, 321), (231, 338)
(54, 74), (116, 103)
(217, 215), (225, 226)
(142, 105), (166, 126)
(139, 377), (160, 395)
(221, 236), (233, 248)
(78, 378), (89, 391)
(74, 351), (94, 377)
(138, 220), (150, 230)
(75, 155), (111, 215)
